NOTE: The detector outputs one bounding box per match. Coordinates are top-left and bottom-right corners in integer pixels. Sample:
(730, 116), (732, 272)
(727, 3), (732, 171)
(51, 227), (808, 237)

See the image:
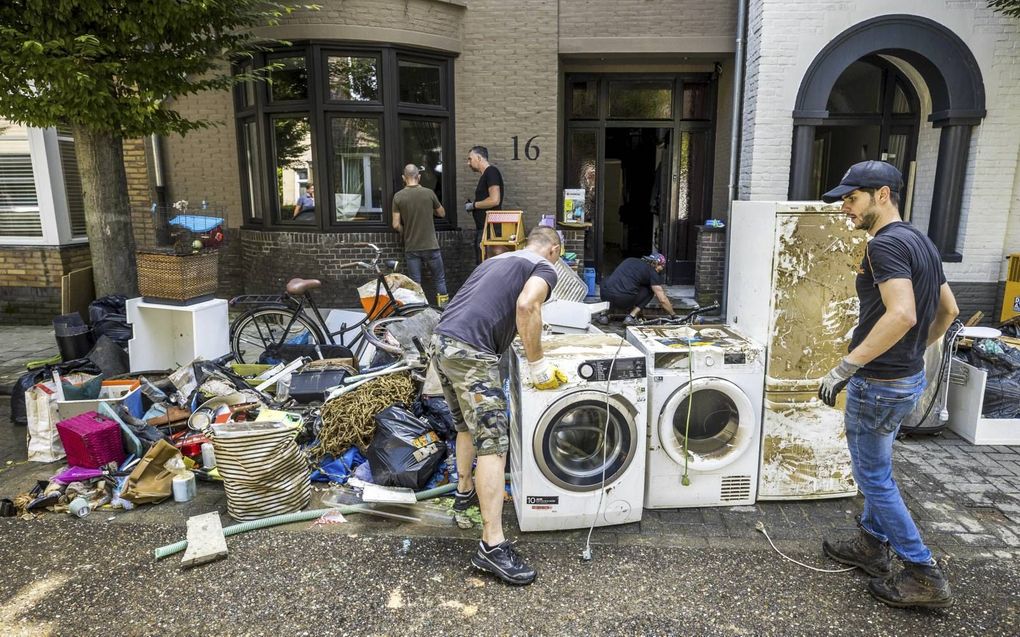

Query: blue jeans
(405, 249), (447, 296)
(845, 370), (932, 565)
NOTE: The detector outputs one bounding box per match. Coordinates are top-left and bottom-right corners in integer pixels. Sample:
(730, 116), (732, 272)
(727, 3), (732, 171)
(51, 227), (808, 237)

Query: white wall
(741, 0), (1020, 284)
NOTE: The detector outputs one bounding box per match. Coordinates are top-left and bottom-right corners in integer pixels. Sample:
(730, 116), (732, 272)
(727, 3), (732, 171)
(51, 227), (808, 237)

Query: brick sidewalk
(0, 325), (58, 395)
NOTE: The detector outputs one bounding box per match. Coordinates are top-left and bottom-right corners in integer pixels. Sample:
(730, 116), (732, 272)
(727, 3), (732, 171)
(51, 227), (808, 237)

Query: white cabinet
(126, 298), (230, 371)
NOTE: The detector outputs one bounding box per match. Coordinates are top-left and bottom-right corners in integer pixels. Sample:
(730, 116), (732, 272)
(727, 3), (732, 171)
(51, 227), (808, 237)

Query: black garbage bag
(366, 404), (446, 490)
(413, 396), (456, 441)
(960, 341), (1020, 418)
(9, 358), (102, 426)
(88, 295), (132, 346)
(85, 335), (130, 378)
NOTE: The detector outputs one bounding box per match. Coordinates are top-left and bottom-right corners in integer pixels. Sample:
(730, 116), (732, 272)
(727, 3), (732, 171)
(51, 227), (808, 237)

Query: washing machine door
(533, 389), (637, 492)
(659, 377), (756, 471)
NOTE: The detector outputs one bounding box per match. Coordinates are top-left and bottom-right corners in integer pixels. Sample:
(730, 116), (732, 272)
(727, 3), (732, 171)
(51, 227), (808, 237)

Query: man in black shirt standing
(465, 146), (504, 264)
(817, 161), (959, 609)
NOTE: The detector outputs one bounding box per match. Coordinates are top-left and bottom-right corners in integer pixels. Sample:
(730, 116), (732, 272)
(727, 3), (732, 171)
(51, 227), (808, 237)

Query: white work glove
(465, 201), (475, 212)
(818, 358), (860, 407)
(529, 357), (568, 390)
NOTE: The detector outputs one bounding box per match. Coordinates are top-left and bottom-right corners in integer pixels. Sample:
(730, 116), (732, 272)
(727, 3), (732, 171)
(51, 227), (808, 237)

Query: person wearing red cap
(598, 253), (675, 325)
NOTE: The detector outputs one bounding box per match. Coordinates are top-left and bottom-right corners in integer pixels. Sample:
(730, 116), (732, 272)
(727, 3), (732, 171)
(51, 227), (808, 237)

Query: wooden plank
(181, 512), (228, 568)
(965, 311), (983, 327)
(62, 266), (95, 319)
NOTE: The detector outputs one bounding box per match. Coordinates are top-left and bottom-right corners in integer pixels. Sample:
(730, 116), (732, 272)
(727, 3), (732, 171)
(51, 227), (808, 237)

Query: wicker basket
(137, 249), (219, 304)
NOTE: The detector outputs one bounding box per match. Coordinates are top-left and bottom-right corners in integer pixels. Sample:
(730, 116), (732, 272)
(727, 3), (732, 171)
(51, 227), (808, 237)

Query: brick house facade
(1, 0), (1017, 323)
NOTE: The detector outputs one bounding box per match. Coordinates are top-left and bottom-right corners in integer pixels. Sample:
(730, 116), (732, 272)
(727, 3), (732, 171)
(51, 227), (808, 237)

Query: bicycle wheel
(230, 308), (326, 364)
(362, 306), (430, 356)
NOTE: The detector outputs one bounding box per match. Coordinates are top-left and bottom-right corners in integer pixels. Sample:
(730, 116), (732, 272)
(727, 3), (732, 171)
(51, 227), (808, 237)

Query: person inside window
(292, 183), (315, 221)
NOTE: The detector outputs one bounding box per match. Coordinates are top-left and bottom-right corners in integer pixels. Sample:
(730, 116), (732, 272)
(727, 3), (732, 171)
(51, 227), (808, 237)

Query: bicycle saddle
(286, 278), (322, 294)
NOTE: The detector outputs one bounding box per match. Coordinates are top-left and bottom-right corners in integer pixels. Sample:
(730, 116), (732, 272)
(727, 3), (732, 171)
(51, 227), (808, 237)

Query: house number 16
(510, 135), (541, 160)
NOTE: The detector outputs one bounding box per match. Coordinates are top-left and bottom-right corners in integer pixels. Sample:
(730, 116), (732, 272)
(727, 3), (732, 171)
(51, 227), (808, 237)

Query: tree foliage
(0, 0), (313, 137)
(988, 0), (1020, 18)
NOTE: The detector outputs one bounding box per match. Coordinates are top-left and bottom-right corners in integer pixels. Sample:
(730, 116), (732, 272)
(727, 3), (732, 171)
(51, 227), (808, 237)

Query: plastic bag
(357, 273), (426, 319)
(10, 358), (101, 426)
(366, 404), (446, 490)
(960, 341), (1020, 418)
(413, 396), (456, 441)
(88, 295), (132, 346)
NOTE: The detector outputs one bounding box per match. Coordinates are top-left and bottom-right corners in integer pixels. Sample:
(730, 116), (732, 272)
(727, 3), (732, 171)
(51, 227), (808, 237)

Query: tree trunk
(73, 125), (138, 297)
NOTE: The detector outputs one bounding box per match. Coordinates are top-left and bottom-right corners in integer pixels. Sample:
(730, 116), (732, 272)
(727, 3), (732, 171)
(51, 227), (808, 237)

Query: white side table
(126, 297), (230, 371)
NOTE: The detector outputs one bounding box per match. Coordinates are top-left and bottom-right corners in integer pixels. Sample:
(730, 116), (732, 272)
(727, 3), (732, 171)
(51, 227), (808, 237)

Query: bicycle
(228, 243), (430, 364)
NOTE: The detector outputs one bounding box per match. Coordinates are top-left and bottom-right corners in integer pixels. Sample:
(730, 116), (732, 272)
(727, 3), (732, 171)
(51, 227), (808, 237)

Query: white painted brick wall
(740, 0), (1020, 285)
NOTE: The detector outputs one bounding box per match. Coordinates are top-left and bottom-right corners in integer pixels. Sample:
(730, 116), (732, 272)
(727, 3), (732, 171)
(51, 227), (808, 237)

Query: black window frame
(233, 42), (456, 233)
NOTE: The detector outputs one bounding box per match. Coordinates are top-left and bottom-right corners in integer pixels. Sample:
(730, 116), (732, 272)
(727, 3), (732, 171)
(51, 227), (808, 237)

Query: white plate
(959, 326), (1002, 339)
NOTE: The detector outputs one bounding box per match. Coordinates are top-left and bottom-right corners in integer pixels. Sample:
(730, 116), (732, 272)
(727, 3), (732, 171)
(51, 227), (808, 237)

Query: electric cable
(581, 334), (626, 562)
(899, 320), (965, 435)
(754, 521), (855, 573)
(681, 343), (694, 486)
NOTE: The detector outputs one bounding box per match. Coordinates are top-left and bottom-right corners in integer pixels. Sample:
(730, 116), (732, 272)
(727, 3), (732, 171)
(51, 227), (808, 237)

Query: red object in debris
(172, 430), (210, 458)
(56, 411), (126, 469)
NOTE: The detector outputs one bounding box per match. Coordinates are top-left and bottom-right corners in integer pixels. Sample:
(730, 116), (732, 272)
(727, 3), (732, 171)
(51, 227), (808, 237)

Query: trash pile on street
(5, 300), (463, 535)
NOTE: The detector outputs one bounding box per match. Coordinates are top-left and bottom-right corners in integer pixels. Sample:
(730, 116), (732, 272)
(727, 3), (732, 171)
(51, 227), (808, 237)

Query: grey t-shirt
(436, 250), (558, 355)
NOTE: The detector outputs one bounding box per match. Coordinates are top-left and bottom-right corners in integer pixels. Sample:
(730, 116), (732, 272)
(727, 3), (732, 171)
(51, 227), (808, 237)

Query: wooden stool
(480, 211), (526, 261)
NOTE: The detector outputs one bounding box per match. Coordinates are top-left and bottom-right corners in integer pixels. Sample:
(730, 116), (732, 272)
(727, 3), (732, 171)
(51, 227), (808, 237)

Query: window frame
(234, 42), (456, 233)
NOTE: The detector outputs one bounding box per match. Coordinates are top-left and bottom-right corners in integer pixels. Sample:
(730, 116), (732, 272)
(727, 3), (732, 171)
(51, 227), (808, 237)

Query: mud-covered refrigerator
(727, 201), (865, 500)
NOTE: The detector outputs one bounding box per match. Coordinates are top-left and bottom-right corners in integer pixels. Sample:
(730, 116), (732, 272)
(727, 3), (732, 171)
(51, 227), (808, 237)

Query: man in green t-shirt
(392, 164), (448, 306)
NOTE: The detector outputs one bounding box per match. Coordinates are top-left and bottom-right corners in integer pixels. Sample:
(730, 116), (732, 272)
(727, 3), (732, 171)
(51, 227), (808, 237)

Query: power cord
(754, 521), (855, 573)
(581, 335), (626, 563)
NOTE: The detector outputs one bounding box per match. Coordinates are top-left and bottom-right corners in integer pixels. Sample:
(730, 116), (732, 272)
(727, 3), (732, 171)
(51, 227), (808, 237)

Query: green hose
(153, 480), (471, 560)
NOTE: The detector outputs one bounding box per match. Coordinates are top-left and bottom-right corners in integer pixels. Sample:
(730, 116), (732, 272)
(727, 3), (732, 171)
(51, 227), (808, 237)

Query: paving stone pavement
(0, 324), (59, 395)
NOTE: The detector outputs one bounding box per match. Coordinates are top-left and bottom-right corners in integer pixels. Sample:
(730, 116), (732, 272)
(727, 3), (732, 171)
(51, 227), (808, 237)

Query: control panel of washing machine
(576, 357), (646, 381)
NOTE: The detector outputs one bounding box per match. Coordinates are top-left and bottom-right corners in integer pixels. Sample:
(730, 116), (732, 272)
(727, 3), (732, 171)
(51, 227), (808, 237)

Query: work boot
(822, 527), (892, 577)
(471, 540), (537, 585)
(452, 487), (478, 513)
(868, 559), (952, 609)
(623, 315), (639, 327)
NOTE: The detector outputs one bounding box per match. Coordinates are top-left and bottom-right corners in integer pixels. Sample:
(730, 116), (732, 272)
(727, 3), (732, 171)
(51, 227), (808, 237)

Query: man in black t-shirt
(465, 146), (504, 264)
(817, 160), (959, 609)
(599, 253), (675, 325)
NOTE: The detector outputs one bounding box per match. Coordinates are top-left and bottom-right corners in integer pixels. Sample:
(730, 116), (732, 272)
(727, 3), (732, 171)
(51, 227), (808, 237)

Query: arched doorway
(789, 15), (986, 261)
(809, 56), (920, 202)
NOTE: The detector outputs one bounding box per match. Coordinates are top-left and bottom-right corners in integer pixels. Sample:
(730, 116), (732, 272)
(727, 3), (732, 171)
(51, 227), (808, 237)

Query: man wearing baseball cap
(817, 160), (959, 608)
(598, 252), (675, 325)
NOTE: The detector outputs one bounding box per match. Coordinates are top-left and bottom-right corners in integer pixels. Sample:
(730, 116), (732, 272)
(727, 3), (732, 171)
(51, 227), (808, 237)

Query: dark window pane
(400, 119), (443, 200)
(681, 82), (711, 120)
(569, 79), (598, 119)
(241, 120), (261, 220)
(331, 117), (383, 223)
(327, 56), (379, 101)
(269, 56), (308, 102)
(399, 61), (441, 105)
(826, 60), (882, 114)
(272, 117), (314, 223)
(239, 63), (255, 107)
(892, 81), (913, 114)
(608, 81), (672, 119)
(565, 129), (596, 224)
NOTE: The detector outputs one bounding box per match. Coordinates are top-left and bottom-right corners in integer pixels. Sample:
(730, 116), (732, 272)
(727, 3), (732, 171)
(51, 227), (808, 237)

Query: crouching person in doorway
(599, 253), (675, 325)
(817, 160), (959, 609)
(431, 226), (565, 585)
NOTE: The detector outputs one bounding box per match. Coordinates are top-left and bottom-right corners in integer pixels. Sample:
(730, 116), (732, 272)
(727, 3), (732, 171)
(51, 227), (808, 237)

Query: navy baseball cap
(821, 160), (903, 203)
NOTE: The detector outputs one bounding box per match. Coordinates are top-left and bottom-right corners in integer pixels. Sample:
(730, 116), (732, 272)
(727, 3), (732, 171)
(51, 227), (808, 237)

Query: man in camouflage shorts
(432, 226), (567, 586)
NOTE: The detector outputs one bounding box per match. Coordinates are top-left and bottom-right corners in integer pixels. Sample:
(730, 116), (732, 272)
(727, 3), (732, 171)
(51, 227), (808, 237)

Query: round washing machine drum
(533, 390), (638, 492)
(659, 377), (756, 471)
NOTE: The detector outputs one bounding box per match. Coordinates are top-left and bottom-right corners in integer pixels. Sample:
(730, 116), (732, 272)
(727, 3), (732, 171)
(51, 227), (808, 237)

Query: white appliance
(508, 334), (647, 532)
(727, 201), (864, 500)
(626, 324), (764, 508)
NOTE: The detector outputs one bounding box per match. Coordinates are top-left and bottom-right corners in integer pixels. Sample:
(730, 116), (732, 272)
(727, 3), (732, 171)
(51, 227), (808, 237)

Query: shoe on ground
(822, 528), (892, 577)
(868, 558), (952, 609)
(471, 540), (537, 585)
(623, 315), (639, 326)
(597, 314), (610, 326)
(452, 488), (478, 513)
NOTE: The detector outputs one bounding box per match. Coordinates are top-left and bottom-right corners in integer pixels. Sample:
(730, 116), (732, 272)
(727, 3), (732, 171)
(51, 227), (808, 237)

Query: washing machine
(626, 324), (764, 508)
(508, 334), (647, 532)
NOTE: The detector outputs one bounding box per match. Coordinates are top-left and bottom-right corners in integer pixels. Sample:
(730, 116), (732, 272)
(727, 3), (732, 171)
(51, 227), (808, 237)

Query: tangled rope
(314, 371), (415, 457)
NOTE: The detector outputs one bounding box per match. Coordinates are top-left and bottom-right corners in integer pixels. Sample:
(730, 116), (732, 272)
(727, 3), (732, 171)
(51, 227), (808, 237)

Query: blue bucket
(583, 267), (597, 297)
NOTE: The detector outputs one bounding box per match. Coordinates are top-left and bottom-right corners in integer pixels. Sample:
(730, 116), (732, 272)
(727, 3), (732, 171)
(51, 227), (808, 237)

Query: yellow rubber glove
(529, 357), (568, 390)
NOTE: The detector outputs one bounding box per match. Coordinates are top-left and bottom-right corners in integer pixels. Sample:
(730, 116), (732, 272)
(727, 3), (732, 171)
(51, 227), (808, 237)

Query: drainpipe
(150, 133), (170, 245)
(720, 0), (747, 320)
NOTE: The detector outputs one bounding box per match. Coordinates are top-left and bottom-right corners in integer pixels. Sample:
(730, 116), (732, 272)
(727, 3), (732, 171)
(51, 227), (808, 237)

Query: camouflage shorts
(431, 334), (508, 456)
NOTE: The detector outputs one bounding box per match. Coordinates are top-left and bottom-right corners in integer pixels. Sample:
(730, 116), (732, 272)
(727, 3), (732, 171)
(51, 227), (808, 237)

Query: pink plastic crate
(56, 411), (125, 469)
